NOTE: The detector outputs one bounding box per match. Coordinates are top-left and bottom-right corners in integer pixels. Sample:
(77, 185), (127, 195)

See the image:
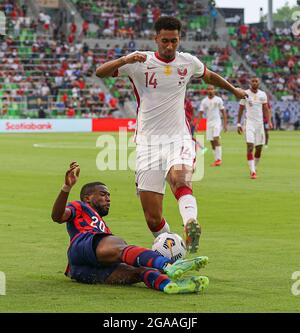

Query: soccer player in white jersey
(96, 16), (247, 253)
(199, 85), (227, 166)
(237, 77), (272, 179)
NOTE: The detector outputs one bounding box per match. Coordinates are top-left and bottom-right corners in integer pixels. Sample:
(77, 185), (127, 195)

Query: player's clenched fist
(123, 53), (147, 64)
(233, 88), (248, 100)
(237, 124), (243, 135)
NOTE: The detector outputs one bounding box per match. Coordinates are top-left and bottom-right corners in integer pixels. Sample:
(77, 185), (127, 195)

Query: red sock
(121, 245), (172, 269)
(141, 268), (170, 291)
(174, 186), (192, 200)
(148, 218), (166, 232)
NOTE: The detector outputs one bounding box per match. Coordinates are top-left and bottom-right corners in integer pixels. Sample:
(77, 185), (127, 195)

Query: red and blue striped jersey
(66, 201), (112, 242)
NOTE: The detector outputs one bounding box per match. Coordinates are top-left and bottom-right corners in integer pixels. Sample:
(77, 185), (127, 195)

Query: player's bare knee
(173, 180), (192, 192)
(255, 146), (262, 158)
(247, 144), (254, 153)
(98, 245), (125, 262)
(213, 137), (220, 146)
(96, 236), (127, 262)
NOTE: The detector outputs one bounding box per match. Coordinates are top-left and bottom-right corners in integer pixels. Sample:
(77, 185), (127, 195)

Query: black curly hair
(154, 16), (182, 34)
(80, 182), (106, 201)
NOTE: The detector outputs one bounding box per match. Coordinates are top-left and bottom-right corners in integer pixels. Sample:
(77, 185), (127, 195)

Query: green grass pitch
(0, 131), (299, 312)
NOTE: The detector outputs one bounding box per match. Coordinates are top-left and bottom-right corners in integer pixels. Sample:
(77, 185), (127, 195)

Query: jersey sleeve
(116, 51), (141, 77)
(199, 100), (205, 112)
(66, 201), (82, 222)
(261, 92), (268, 104)
(191, 55), (206, 78)
(218, 98), (225, 110)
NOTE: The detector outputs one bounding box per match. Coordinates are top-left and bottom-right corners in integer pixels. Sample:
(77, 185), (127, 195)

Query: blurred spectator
(275, 108), (282, 130)
(283, 109), (291, 130)
(70, 22), (77, 34)
(38, 106), (46, 118)
(66, 106), (76, 118)
(108, 96), (118, 114)
(239, 24), (249, 39)
(81, 20), (89, 37)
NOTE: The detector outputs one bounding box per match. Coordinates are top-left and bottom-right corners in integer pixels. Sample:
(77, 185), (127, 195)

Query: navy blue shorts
(67, 233), (120, 284)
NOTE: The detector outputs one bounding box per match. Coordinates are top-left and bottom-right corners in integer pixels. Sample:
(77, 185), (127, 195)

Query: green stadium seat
(87, 31), (97, 38)
(228, 27), (235, 35)
(230, 39), (237, 48)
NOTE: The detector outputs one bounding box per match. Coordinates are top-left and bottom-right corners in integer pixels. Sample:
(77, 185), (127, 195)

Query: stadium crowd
(229, 24), (300, 102)
(0, 0), (299, 129)
(71, 0), (214, 41)
(0, 0), (123, 118)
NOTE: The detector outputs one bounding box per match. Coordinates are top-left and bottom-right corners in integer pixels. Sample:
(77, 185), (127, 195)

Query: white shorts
(135, 140), (196, 194)
(206, 123), (222, 141)
(245, 122), (265, 146)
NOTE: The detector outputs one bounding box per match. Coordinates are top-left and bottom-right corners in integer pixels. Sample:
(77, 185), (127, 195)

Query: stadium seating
(0, 1), (121, 119)
(0, 0), (299, 126)
(70, 0), (212, 40)
(229, 25), (300, 102)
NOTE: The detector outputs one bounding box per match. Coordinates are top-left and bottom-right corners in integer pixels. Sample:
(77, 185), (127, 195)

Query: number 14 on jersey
(145, 72), (158, 88)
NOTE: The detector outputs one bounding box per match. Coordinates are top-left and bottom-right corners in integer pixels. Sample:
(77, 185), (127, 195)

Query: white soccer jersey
(239, 89), (268, 124)
(199, 96), (224, 125)
(116, 51), (206, 145)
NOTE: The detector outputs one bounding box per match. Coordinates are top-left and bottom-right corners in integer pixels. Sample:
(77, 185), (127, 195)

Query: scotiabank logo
(5, 122), (53, 131)
(92, 118), (136, 132)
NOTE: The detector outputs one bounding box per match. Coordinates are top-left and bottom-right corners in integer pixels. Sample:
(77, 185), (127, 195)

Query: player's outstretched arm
(96, 53), (147, 78)
(203, 69), (247, 100)
(221, 109), (228, 132)
(263, 103), (273, 129)
(51, 161), (80, 224)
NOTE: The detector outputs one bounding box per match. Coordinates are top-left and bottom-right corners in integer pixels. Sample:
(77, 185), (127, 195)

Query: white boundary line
(32, 143), (132, 150)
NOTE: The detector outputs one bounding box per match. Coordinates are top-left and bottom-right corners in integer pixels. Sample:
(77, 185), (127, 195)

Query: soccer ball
(152, 232), (186, 261)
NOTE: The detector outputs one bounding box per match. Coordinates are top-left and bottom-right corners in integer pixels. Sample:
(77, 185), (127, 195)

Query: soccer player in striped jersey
(51, 162), (209, 294)
(96, 16), (247, 253)
(237, 77), (273, 179)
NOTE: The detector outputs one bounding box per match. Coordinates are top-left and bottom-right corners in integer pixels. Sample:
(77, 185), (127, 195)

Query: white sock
(248, 159), (256, 173)
(178, 194), (198, 227)
(255, 158), (260, 167)
(152, 219), (171, 238)
(215, 146), (222, 161)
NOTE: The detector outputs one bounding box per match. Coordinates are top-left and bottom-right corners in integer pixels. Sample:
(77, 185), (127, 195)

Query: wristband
(61, 184), (71, 192)
(237, 123), (242, 127)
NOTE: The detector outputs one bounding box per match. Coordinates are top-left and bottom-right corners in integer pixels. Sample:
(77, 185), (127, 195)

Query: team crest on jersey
(164, 65), (172, 76)
(177, 67), (188, 78)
